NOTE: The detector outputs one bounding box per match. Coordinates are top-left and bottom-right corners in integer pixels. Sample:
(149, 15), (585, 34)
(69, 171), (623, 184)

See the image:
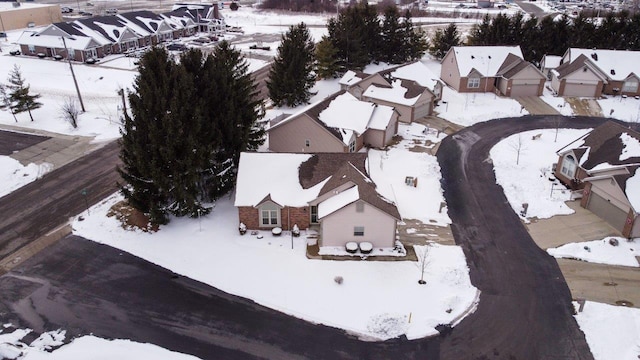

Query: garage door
(564, 83), (598, 97)
(510, 84), (540, 97)
(413, 102), (431, 121)
(586, 192), (628, 231)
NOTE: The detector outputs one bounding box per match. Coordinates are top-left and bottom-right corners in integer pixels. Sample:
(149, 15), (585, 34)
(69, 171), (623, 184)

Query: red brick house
(234, 152), (401, 248)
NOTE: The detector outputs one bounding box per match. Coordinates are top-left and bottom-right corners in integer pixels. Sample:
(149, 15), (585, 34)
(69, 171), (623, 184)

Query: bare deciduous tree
(415, 245), (430, 285)
(60, 97), (80, 128)
(509, 134), (527, 165)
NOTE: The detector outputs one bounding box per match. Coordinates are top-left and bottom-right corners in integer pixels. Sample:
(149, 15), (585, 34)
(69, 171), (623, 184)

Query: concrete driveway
(526, 201), (640, 308)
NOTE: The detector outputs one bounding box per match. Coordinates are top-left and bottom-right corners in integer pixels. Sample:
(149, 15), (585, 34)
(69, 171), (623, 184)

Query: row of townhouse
(15, 4), (225, 63)
(438, 44), (640, 99)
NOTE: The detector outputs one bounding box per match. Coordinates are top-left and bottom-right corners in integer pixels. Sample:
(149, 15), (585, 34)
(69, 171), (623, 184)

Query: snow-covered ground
(490, 128), (591, 221)
(548, 237), (640, 267)
(0, 327), (201, 360)
(574, 301), (640, 360)
(1, 5), (638, 360)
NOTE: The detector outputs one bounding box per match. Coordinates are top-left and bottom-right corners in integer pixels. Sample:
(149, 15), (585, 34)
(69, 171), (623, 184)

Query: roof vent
(610, 69), (615, 75)
(488, 55), (491, 59)
(471, 55), (475, 59)
(591, 53), (598, 61)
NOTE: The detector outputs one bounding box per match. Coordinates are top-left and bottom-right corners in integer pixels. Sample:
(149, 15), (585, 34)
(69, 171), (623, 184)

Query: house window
(354, 226), (365, 236)
(560, 154), (577, 178)
(622, 79), (639, 93)
(28, 45), (35, 54)
(467, 78), (480, 88)
(356, 202), (364, 212)
(310, 205), (318, 223)
(259, 203), (280, 227)
(348, 140), (356, 153)
(305, 139), (310, 147)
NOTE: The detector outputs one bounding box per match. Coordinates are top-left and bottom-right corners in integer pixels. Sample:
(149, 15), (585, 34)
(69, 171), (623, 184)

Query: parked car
(106, 8), (118, 15)
(54, 54), (64, 60)
(85, 57), (97, 64)
(61, 6), (73, 13)
(166, 43), (187, 51)
(193, 37), (211, 44)
(37, 53), (46, 58)
(9, 49), (21, 56)
(79, 11), (93, 16)
(0, 32), (6, 38)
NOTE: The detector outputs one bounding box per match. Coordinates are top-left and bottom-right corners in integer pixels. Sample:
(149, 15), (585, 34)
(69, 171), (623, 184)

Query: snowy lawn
(73, 194), (477, 341)
(490, 128), (591, 221)
(548, 237), (640, 267)
(0, 327), (200, 360)
(599, 95), (640, 123)
(368, 123), (451, 226)
(0, 157), (51, 198)
(574, 301), (640, 360)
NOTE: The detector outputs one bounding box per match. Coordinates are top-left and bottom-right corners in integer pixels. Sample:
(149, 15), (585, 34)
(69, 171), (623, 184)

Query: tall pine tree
(267, 22), (316, 107)
(7, 65), (42, 122)
(429, 23), (460, 59)
(380, 6), (404, 64)
(402, 10), (428, 62)
(315, 36), (340, 79)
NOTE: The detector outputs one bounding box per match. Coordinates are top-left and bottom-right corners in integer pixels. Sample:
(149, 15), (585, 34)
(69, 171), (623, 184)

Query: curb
(0, 223), (71, 275)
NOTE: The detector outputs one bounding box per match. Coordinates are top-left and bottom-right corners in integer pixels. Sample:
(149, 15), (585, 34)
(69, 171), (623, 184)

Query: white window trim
(258, 203), (280, 227)
(560, 154), (577, 178)
(622, 79), (638, 93)
(310, 205), (318, 224)
(348, 140), (356, 153)
(467, 77), (480, 88)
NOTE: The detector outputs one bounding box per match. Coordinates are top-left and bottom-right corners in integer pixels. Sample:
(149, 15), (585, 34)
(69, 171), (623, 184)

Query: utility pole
(0, 14), (7, 42)
(61, 36), (86, 112)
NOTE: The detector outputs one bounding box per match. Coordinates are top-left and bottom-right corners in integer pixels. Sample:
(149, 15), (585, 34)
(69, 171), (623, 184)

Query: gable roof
(553, 54), (608, 81)
(235, 153), (400, 219)
(558, 121), (640, 170)
(495, 53), (544, 79)
(269, 91), (394, 146)
(449, 46), (524, 77)
(541, 55), (562, 69)
(17, 30), (100, 50)
(566, 48), (640, 82)
(339, 70), (369, 87)
(389, 61), (442, 90)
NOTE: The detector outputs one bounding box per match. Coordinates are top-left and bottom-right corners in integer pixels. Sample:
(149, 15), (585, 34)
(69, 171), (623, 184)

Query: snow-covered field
(1, 5), (639, 360)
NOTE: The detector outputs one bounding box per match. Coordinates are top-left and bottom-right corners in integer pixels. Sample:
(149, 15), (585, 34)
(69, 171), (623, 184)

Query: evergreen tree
(570, 14), (597, 49)
(467, 15), (492, 45)
(429, 23), (460, 59)
(403, 10), (428, 61)
(519, 17), (539, 62)
(327, 2), (377, 71)
(118, 47), (174, 225)
(315, 35), (340, 79)
(267, 22), (316, 107)
(204, 41), (265, 199)
(7, 65), (42, 122)
(380, 6), (404, 64)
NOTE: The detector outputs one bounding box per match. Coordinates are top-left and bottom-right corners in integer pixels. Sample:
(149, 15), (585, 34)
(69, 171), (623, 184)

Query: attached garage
(563, 82), (598, 97)
(585, 191), (628, 231)
(413, 101), (431, 121)
(510, 83), (540, 97)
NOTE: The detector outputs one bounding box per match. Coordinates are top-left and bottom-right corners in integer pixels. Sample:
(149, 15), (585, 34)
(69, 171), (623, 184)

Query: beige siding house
(440, 46), (544, 97)
(0, 3), (62, 31)
(551, 48), (640, 98)
(553, 121), (640, 238)
(234, 153), (401, 251)
(267, 91), (398, 152)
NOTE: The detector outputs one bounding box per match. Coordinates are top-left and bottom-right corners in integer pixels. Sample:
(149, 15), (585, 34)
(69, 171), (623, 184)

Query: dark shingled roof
(496, 53), (537, 79)
(77, 15), (128, 42)
(579, 121), (640, 170)
(118, 11), (166, 33)
(298, 153), (400, 219)
(53, 22), (88, 37)
(554, 54), (606, 79)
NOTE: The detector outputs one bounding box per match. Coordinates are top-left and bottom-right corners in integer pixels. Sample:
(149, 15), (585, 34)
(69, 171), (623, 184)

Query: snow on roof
(16, 31), (95, 50)
(367, 104), (395, 131)
(626, 171), (640, 210)
(568, 48), (640, 81)
(0, 2), (53, 11)
(363, 79), (421, 106)
(71, 21), (114, 45)
(116, 15), (152, 36)
(620, 133), (640, 161)
(542, 55), (562, 69)
(318, 185), (360, 219)
(318, 92), (374, 144)
(391, 62), (439, 90)
(338, 70), (363, 86)
(452, 46), (524, 77)
(234, 153), (329, 207)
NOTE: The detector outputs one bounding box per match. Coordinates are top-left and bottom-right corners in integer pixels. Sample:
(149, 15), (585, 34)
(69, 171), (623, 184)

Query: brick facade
(580, 182), (592, 208)
(238, 206), (311, 231)
(621, 209), (635, 238)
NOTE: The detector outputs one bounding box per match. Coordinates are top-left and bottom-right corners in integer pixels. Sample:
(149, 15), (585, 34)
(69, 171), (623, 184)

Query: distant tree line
(466, 11), (640, 65)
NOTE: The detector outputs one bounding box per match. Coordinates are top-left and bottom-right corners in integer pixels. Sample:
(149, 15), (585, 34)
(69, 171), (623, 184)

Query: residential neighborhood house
(340, 63), (439, 123)
(550, 48), (640, 98)
(440, 45), (546, 97)
(15, 5), (223, 62)
(554, 121), (640, 238)
(540, 54), (562, 80)
(0, 2), (62, 31)
(267, 90), (398, 153)
(234, 152), (401, 249)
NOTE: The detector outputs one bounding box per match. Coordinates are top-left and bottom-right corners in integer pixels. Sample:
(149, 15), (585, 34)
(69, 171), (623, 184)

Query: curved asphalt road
(3, 115), (639, 359)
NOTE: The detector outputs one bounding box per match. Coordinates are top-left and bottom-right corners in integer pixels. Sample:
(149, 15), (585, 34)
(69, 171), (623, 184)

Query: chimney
(212, 2), (220, 19)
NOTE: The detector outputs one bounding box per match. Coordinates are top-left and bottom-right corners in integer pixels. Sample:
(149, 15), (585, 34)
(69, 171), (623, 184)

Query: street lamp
(81, 188), (90, 215)
(441, 101), (448, 112)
